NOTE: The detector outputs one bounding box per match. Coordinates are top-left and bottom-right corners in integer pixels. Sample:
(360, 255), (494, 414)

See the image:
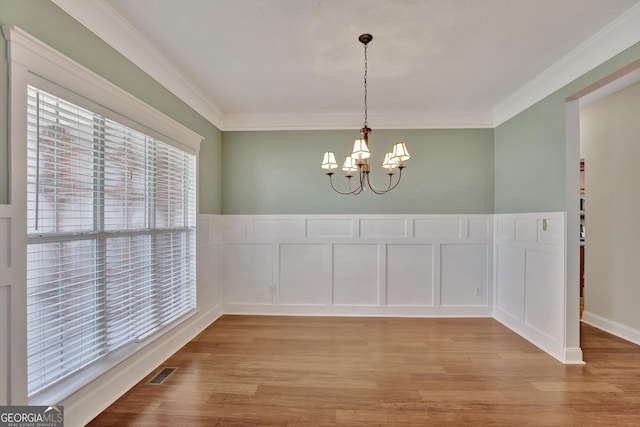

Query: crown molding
(51, 0), (225, 129)
(222, 111), (494, 131)
(51, 0), (491, 131)
(53, 0), (640, 131)
(492, 2), (640, 127)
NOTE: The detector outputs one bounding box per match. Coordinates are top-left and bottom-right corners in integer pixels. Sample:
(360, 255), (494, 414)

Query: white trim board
(582, 312), (640, 347)
(223, 304), (493, 318)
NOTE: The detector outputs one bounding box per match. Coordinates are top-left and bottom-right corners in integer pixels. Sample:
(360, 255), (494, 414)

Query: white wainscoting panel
(333, 244), (379, 305)
(279, 244), (327, 305)
(222, 215), (492, 317)
(360, 218), (407, 238)
(496, 217), (515, 240)
(414, 218), (462, 239)
(223, 244), (273, 305)
(253, 218), (305, 238)
(493, 212), (577, 363)
(515, 218), (537, 242)
(386, 244), (434, 306)
(441, 244), (488, 306)
(495, 245), (525, 322)
(468, 218), (490, 239)
(307, 218), (353, 238)
(197, 244), (220, 305)
(524, 249), (563, 340)
(223, 219), (248, 240)
(537, 217), (563, 245)
(197, 215), (222, 310)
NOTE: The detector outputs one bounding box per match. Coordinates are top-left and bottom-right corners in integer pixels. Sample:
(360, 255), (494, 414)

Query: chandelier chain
(363, 42), (368, 129)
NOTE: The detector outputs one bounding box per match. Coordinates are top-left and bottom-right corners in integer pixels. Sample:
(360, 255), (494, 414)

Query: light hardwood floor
(88, 316), (640, 426)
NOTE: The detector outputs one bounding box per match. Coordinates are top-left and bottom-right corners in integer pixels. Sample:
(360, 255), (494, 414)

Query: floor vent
(147, 367), (177, 385)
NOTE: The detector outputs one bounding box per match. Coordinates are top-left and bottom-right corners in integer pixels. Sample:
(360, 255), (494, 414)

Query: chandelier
(321, 33), (411, 195)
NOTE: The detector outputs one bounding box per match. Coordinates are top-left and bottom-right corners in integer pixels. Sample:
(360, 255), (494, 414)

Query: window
(26, 86), (196, 396)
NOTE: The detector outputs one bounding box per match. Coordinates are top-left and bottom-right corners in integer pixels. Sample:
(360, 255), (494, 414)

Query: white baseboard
(563, 347), (585, 365)
(582, 311), (640, 346)
(493, 309), (565, 363)
(222, 304), (492, 318)
(64, 305), (223, 427)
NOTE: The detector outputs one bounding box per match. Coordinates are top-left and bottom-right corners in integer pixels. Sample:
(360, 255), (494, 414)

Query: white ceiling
(54, 0), (640, 130)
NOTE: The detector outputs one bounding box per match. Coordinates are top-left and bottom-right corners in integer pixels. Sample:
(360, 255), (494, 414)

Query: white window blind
(26, 86), (196, 396)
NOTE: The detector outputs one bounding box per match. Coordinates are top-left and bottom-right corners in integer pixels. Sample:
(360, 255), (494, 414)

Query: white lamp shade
(391, 142), (411, 162)
(350, 138), (371, 160)
(382, 152), (398, 169)
(342, 156), (358, 172)
(321, 151), (338, 169)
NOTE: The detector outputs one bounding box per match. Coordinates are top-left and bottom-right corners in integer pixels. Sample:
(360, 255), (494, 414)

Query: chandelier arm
(327, 173), (364, 195)
(364, 173), (392, 194)
(364, 169), (402, 194)
(384, 167), (405, 192)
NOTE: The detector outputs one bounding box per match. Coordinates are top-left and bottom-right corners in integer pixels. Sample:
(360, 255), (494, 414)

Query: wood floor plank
(88, 317), (640, 426)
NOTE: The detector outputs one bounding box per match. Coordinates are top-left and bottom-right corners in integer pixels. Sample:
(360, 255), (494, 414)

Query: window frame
(3, 25), (202, 405)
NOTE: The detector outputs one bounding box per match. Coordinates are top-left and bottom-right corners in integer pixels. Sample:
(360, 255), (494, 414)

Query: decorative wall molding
(196, 215), (223, 311)
(492, 212), (581, 364)
(221, 215), (493, 317)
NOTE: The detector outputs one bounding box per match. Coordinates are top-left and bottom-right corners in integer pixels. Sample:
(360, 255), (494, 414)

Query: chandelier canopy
(321, 33), (411, 195)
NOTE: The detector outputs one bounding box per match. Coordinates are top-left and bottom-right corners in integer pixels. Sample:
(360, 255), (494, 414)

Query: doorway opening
(566, 59), (640, 346)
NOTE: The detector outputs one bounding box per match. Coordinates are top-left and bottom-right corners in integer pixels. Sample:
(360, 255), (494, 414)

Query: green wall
(222, 129), (494, 214)
(494, 41), (640, 213)
(0, 0), (222, 213)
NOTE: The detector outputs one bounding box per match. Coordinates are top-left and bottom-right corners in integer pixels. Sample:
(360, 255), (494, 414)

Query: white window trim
(3, 25), (203, 405)
(3, 25), (202, 154)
